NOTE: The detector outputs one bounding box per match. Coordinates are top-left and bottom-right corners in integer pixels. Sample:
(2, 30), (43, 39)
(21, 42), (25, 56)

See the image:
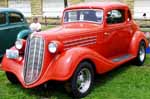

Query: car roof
(0, 8), (21, 13)
(65, 2), (128, 11)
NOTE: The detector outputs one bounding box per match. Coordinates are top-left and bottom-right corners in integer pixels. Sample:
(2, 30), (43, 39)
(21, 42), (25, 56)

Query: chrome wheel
(139, 45), (145, 62)
(77, 68), (92, 93)
(133, 41), (146, 66)
(65, 62), (94, 98)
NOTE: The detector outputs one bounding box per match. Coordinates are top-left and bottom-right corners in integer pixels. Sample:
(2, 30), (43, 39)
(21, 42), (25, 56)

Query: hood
(33, 22), (102, 40)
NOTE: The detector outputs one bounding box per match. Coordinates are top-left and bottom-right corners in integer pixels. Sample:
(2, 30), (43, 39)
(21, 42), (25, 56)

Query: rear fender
(129, 31), (148, 56)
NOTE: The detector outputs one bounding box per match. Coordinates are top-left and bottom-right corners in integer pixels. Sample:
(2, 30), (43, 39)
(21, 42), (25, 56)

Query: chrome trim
(64, 39), (96, 47)
(63, 36), (97, 50)
(36, 38), (42, 78)
(30, 38), (37, 81)
(24, 37), (44, 84)
(64, 42), (96, 50)
(63, 36), (96, 44)
(79, 42), (96, 47)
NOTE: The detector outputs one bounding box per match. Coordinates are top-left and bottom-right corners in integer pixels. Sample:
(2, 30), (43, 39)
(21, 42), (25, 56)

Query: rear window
(8, 12), (24, 23)
(0, 13), (6, 25)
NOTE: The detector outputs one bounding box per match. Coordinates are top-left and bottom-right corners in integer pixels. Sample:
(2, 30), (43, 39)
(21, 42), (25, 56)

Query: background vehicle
(0, 2), (148, 98)
(0, 8), (30, 61)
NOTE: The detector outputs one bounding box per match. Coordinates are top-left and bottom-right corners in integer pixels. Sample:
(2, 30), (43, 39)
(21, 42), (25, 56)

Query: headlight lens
(15, 40), (23, 50)
(48, 42), (58, 54)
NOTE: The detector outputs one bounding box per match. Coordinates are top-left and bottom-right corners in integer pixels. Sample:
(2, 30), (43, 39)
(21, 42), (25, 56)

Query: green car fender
(17, 29), (32, 40)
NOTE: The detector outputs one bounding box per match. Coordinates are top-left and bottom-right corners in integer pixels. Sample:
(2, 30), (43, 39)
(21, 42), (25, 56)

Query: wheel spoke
(139, 46), (145, 62)
(77, 68), (92, 93)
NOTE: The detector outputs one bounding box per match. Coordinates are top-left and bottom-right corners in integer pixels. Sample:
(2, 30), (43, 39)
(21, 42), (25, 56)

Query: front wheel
(134, 41), (146, 66)
(65, 62), (94, 98)
(6, 72), (19, 84)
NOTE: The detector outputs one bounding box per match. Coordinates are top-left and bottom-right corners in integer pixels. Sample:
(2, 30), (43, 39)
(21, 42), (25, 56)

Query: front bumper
(1, 54), (57, 88)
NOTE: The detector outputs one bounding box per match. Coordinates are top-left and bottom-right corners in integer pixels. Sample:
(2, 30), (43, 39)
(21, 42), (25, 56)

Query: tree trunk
(64, 0), (68, 7)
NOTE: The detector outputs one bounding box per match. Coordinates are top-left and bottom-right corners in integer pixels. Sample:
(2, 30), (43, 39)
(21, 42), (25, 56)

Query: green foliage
(42, 25), (56, 30)
(141, 28), (150, 32)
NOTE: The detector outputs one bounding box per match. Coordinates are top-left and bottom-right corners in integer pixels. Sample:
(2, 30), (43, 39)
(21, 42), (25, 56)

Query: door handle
(104, 32), (110, 36)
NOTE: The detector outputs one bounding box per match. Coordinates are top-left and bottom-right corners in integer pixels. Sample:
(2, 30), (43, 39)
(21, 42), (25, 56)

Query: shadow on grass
(93, 62), (133, 87)
(3, 63), (134, 99)
(8, 82), (73, 99)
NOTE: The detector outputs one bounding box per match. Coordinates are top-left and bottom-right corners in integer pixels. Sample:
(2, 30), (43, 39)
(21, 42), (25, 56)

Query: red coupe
(0, 2), (148, 98)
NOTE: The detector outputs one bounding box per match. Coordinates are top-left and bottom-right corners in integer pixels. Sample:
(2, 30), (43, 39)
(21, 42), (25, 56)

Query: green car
(0, 8), (31, 60)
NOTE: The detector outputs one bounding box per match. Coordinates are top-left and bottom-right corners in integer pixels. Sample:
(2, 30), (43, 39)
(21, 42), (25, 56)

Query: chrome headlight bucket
(48, 42), (58, 54)
(15, 39), (23, 50)
(48, 41), (64, 54)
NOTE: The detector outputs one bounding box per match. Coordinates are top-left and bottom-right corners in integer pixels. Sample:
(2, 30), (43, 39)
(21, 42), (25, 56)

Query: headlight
(15, 39), (23, 50)
(48, 42), (58, 54)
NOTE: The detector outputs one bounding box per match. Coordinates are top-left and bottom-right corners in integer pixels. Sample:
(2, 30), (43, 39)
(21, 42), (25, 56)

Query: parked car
(0, 2), (148, 98)
(0, 8), (30, 61)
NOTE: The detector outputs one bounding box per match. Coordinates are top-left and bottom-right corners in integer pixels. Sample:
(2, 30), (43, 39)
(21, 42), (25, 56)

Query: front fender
(129, 31), (148, 56)
(17, 29), (32, 40)
(51, 47), (91, 80)
(44, 47), (114, 81)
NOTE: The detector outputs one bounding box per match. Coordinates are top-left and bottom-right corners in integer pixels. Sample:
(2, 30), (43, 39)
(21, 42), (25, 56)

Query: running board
(112, 54), (133, 62)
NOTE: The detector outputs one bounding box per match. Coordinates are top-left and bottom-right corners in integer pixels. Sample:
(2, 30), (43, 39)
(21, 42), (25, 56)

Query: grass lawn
(140, 28), (150, 32)
(0, 26), (150, 99)
(41, 25), (57, 30)
(0, 55), (150, 99)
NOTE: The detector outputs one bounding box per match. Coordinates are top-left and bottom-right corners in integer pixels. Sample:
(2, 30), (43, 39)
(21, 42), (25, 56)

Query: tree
(64, 0), (68, 7)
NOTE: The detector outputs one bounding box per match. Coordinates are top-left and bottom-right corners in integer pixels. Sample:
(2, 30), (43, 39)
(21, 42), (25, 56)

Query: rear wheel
(65, 61), (94, 98)
(6, 72), (19, 84)
(134, 41), (146, 66)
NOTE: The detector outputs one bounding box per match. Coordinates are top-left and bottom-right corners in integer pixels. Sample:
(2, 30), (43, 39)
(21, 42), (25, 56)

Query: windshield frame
(63, 9), (104, 24)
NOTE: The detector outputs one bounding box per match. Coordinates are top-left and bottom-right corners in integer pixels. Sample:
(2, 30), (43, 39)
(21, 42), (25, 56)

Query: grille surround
(24, 37), (44, 84)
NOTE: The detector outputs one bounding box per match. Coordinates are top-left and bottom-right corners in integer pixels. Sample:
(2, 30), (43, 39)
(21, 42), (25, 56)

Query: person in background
(30, 17), (41, 32)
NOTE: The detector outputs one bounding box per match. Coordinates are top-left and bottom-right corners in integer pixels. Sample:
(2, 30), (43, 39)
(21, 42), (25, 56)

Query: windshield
(64, 9), (103, 24)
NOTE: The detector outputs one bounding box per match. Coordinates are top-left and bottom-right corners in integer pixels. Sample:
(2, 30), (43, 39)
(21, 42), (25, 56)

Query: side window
(0, 13), (6, 25)
(107, 9), (125, 24)
(8, 13), (24, 23)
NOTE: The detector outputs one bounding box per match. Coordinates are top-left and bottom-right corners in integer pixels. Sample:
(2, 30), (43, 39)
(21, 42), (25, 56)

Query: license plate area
(6, 49), (19, 59)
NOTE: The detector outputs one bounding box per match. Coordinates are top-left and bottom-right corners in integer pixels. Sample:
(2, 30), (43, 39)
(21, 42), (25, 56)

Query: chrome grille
(24, 37), (44, 84)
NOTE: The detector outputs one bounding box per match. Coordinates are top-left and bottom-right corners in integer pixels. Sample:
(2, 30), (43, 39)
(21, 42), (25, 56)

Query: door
(0, 12), (8, 57)
(103, 9), (132, 58)
(7, 12), (28, 45)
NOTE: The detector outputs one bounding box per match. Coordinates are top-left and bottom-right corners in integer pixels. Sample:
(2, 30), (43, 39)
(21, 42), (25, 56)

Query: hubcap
(77, 68), (91, 93)
(139, 45), (145, 62)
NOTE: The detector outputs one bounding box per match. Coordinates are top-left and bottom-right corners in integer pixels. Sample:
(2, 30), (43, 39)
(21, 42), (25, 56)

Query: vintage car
(0, 8), (30, 61)
(0, 2), (148, 98)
